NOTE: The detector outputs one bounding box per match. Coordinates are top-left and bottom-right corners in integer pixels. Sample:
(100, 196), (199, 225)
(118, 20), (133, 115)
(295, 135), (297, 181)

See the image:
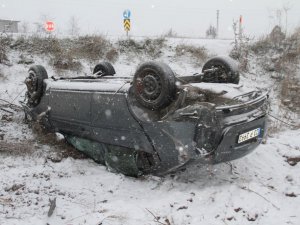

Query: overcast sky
(1, 0), (299, 38)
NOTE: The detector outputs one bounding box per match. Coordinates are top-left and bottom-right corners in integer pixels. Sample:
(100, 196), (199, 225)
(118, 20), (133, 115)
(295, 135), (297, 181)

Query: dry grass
(51, 53), (83, 71)
(25, 121), (87, 161)
(281, 77), (300, 112)
(0, 140), (35, 156)
(118, 37), (166, 59)
(105, 47), (119, 62)
(0, 130), (86, 160)
(71, 35), (113, 61)
(0, 69), (6, 80)
(12, 35), (62, 55)
(249, 27), (300, 113)
(11, 35), (119, 70)
(267, 107), (298, 134)
(175, 44), (209, 66)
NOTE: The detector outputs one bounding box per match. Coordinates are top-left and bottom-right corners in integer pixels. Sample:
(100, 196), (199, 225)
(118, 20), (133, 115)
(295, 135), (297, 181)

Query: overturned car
(22, 56), (269, 176)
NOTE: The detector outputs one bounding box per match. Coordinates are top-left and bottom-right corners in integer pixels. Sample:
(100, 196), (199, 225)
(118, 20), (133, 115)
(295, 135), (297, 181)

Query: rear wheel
(93, 62), (116, 76)
(202, 56), (240, 84)
(133, 61), (176, 110)
(25, 65), (48, 106)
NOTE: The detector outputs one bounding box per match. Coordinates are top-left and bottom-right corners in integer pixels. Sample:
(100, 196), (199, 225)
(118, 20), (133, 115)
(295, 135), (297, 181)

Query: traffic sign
(45, 21), (55, 32)
(123, 9), (131, 19)
(124, 19), (130, 32)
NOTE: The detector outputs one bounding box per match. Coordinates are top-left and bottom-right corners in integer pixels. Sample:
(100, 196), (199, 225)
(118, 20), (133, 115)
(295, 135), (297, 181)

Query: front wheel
(202, 56), (240, 84)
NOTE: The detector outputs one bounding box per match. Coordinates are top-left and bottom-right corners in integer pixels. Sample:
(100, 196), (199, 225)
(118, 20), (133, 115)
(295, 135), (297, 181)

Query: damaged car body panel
(23, 58), (269, 176)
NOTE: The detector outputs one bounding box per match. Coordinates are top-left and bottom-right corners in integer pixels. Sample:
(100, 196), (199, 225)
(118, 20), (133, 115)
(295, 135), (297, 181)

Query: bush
(269, 25), (286, 45)
(0, 46), (8, 63)
(250, 36), (271, 54)
(248, 26), (300, 116)
(0, 35), (12, 64)
(143, 37), (166, 58)
(118, 39), (143, 53)
(248, 26), (300, 74)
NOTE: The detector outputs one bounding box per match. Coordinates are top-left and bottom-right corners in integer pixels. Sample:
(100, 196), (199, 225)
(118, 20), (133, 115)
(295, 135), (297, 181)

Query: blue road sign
(123, 9), (131, 19)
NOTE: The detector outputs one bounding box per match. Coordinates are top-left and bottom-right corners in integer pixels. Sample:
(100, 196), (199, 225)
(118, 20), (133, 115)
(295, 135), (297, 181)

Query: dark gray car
(22, 56), (268, 176)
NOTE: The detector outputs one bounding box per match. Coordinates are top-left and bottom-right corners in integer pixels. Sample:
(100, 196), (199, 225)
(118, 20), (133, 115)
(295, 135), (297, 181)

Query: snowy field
(0, 37), (299, 225)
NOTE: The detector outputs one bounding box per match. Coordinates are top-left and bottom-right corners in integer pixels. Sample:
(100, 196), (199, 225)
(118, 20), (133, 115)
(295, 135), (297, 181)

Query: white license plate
(238, 128), (261, 144)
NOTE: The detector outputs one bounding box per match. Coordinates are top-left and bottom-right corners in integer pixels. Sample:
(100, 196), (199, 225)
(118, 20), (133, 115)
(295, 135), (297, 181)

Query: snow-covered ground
(0, 37), (299, 225)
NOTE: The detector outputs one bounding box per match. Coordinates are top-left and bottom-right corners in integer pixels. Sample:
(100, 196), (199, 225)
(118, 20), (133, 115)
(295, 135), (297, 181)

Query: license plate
(238, 128), (261, 144)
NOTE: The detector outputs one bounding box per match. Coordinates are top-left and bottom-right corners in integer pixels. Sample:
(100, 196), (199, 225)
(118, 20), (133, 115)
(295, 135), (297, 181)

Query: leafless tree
(268, 3), (292, 34)
(164, 28), (178, 38)
(206, 25), (217, 39)
(276, 9), (282, 28)
(35, 14), (54, 34)
(19, 21), (30, 33)
(68, 16), (80, 36)
(283, 3), (291, 34)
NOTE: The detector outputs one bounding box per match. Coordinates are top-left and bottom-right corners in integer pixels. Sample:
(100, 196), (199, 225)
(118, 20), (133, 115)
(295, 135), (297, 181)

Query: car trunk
(178, 83), (269, 165)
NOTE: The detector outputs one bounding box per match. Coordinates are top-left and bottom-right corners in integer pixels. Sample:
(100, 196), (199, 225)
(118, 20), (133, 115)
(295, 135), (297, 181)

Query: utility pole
(283, 4), (290, 35)
(276, 9), (282, 28)
(216, 10), (219, 38)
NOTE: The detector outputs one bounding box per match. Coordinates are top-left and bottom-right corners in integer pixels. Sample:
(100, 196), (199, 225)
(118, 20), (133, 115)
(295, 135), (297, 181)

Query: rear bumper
(213, 116), (267, 163)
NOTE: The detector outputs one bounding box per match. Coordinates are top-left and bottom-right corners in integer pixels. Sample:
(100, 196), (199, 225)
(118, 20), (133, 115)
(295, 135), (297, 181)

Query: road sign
(124, 19), (130, 32)
(45, 21), (55, 32)
(123, 9), (131, 19)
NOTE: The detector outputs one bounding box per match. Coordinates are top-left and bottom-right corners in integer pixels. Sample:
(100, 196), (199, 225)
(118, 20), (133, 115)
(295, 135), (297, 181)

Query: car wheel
(25, 65), (48, 106)
(93, 62), (116, 76)
(133, 61), (176, 110)
(202, 56), (240, 84)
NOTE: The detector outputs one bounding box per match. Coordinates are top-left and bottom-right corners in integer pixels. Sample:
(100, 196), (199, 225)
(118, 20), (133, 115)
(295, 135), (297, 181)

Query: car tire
(133, 61), (176, 110)
(202, 56), (240, 84)
(93, 62), (116, 76)
(25, 65), (48, 106)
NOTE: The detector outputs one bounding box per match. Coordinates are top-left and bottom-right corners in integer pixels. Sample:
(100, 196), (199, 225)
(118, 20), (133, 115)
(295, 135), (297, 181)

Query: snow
(161, 38), (233, 56)
(0, 37), (300, 225)
(188, 82), (255, 99)
(1, 130), (300, 225)
(45, 79), (131, 93)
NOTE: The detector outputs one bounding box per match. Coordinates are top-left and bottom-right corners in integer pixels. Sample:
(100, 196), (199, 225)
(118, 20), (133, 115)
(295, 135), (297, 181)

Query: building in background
(0, 19), (20, 33)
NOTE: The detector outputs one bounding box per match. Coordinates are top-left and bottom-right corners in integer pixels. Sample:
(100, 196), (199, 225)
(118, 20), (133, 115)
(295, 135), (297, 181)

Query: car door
(90, 92), (153, 151)
(49, 89), (92, 138)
